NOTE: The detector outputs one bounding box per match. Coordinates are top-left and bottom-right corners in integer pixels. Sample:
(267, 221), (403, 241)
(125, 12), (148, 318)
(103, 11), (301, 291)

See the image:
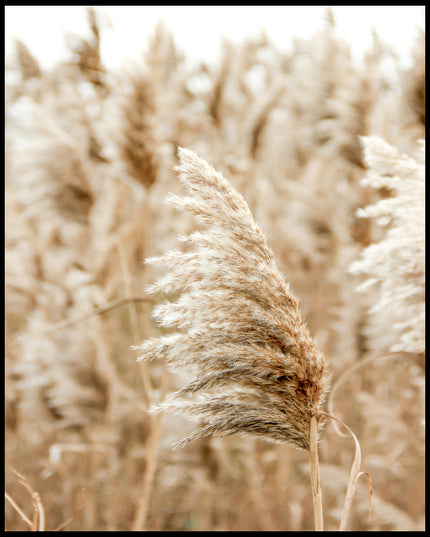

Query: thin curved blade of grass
(32, 492), (45, 531)
(9, 467), (45, 531)
(322, 413), (372, 531)
(358, 471), (373, 521)
(52, 489), (87, 532)
(327, 352), (406, 436)
(5, 491), (33, 528)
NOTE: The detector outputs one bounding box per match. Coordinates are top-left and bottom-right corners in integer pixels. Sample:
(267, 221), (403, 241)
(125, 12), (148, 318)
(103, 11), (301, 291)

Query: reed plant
(5, 6), (424, 531)
(139, 147), (374, 530)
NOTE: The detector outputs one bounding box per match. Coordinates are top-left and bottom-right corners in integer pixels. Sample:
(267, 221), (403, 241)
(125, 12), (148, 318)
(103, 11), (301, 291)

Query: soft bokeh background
(5, 6), (425, 69)
(5, 5), (425, 531)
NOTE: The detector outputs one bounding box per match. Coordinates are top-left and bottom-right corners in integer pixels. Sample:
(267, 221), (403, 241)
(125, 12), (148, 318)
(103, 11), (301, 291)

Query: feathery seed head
(139, 147), (331, 450)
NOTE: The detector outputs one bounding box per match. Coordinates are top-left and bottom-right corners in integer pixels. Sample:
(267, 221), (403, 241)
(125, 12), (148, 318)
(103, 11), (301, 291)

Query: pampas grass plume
(138, 147), (331, 451)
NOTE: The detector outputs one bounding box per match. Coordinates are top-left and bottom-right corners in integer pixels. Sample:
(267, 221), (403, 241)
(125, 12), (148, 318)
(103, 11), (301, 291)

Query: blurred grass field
(5, 8), (425, 531)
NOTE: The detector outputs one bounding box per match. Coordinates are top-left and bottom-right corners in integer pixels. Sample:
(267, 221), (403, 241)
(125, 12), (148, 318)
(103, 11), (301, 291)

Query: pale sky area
(5, 5), (425, 70)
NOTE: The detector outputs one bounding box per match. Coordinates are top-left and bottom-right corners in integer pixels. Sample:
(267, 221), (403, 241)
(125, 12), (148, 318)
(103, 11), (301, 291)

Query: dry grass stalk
(207, 43), (231, 126)
(145, 22), (183, 88)
(30, 296), (152, 336)
(249, 83), (285, 159)
(404, 30), (425, 125)
(323, 413), (372, 531)
(6, 468), (86, 531)
(131, 370), (170, 530)
(67, 7), (105, 90)
(14, 38), (41, 81)
(138, 147), (332, 528)
(119, 73), (158, 189)
(6, 468), (87, 532)
(5, 490), (33, 529)
(309, 415), (323, 530)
